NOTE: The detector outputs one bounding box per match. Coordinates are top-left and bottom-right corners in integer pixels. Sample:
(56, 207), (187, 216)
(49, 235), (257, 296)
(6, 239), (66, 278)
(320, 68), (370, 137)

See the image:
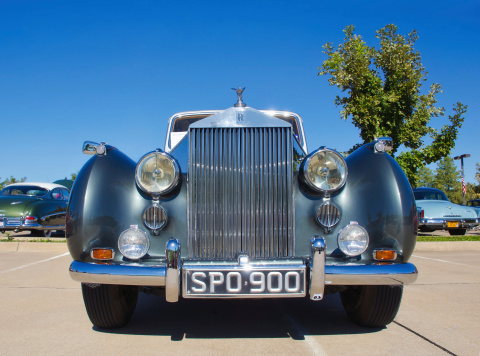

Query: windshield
(0, 186), (48, 197)
(414, 190), (449, 201)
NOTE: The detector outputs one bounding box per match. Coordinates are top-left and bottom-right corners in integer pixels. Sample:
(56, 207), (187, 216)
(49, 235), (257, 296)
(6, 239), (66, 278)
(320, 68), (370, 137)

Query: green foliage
(0, 176), (27, 190)
(417, 235), (480, 241)
(70, 172), (77, 181)
(319, 24), (467, 186)
(416, 166), (434, 187)
(433, 156), (461, 203)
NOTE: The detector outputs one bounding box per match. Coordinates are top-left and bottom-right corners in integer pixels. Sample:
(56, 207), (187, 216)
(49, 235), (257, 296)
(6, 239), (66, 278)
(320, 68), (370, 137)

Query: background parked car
(0, 182), (72, 237)
(414, 187), (479, 235)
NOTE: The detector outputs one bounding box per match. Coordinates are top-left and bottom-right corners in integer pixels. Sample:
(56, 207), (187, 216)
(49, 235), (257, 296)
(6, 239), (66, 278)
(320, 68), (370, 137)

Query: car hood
(0, 196), (42, 217)
(416, 200), (477, 219)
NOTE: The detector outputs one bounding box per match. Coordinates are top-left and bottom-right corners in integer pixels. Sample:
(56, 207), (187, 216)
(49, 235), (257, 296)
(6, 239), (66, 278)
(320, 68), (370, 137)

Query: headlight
(337, 223), (369, 256)
(135, 150), (180, 196)
(302, 148), (347, 194)
(118, 227), (150, 260)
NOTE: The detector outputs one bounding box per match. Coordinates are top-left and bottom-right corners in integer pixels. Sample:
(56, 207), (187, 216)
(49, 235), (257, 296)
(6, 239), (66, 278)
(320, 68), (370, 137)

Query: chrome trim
(309, 236), (326, 300)
(325, 263), (418, 285)
(316, 200), (341, 230)
(188, 125), (294, 260)
(82, 141), (107, 156)
(90, 248), (115, 261)
(135, 150), (181, 198)
(40, 212), (66, 221)
(182, 263), (306, 298)
(419, 218), (479, 229)
(142, 202), (167, 235)
(69, 261), (166, 286)
(164, 109), (308, 153)
(300, 147), (348, 195)
(165, 238), (181, 303)
(373, 137), (393, 153)
(68, 260), (418, 290)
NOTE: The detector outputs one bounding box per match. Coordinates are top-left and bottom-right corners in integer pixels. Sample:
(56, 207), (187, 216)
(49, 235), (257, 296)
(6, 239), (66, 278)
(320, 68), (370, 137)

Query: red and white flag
(462, 177), (466, 195)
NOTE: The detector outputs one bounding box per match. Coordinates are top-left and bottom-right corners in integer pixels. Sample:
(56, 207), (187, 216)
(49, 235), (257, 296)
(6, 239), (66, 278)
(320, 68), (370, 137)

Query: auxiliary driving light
(135, 150), (180, 196)
(337, 222), (369, 256)
(301, 148), (347, 194)
(118, 227), (150, 260)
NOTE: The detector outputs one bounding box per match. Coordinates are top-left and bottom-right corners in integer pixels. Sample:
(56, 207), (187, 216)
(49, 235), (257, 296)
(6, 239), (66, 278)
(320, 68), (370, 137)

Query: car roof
(3, 182), (69, 191)
(413, 187), (442, 192)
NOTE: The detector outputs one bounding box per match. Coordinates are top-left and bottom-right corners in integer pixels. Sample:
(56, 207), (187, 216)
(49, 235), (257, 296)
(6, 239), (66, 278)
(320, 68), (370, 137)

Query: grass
(417, 235), (480, 242)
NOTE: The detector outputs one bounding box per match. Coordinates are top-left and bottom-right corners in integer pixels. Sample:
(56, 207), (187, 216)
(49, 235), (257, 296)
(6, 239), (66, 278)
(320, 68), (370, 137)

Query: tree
(433, 156), (461, 203)
(0, 176), (27, 190)
(319, 24), (467, 186)
(416, 166), (434, 188)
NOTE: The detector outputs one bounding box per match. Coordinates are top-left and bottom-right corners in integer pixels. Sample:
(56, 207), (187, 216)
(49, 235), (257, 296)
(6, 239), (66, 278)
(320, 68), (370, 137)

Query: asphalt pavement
(0, 232), (479, 355)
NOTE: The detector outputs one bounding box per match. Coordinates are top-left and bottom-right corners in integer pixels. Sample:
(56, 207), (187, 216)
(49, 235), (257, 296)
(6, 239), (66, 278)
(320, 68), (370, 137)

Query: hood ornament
(232, 87), (246, 107)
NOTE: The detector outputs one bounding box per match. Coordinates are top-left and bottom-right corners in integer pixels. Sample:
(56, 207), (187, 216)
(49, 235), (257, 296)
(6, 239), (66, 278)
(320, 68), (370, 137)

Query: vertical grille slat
(189, 127), (294, 260)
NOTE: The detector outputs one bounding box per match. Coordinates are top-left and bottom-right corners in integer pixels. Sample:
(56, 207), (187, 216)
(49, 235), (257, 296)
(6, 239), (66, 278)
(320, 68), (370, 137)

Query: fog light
(374, 249), (397, 261)
(91, 248), (115, 260)
(337, 222), (369, 256)
(118, 227), (150, 260)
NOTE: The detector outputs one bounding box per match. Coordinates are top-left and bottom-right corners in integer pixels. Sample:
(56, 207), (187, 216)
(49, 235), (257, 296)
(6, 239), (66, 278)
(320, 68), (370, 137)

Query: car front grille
(188, 127), (294, 260)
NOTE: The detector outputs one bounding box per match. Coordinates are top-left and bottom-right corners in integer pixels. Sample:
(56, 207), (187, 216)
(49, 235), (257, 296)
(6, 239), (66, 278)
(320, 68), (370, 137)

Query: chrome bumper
(419, 218), (479, 230)
(69, 238), (418, 302)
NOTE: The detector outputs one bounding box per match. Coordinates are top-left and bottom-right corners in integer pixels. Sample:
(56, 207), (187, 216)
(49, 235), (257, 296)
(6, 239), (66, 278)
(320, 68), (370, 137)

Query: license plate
(447, 221), (459, 228)
(183, 266), (306, 298)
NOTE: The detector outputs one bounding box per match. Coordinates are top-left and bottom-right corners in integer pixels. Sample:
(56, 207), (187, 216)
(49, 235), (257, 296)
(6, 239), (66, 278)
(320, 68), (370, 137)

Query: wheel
(449, 229), (466, 236)
(81, 283), (139, 329)
(340, 285), (403, 327)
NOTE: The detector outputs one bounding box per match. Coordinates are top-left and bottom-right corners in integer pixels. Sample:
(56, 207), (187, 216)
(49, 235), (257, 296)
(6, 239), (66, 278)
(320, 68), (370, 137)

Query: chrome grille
(188, 127), (294, 260)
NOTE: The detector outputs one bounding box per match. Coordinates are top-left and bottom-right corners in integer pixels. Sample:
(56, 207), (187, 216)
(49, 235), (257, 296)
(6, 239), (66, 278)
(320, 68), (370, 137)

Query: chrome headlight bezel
(301, 147), (348, 194)
(135, 150), (180, 197)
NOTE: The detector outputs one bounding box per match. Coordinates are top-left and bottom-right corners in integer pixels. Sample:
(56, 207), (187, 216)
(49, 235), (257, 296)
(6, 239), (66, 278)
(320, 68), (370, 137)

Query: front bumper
(69, 238), (418, 302)
(419, 218), (479, 230)
(0, 216), (65, 232)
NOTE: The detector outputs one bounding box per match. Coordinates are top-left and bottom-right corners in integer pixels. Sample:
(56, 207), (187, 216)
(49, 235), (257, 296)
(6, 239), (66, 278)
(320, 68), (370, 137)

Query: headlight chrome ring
(135, 150), (180, 197)
(301, 147), (347, 194)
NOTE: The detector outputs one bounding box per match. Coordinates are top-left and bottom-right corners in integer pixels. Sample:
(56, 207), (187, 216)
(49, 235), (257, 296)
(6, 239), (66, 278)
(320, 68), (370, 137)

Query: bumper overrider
(69, 237), (418, 302)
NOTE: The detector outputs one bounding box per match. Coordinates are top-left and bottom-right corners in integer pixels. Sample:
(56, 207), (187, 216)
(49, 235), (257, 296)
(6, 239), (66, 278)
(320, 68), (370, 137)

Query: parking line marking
(0, 252), (70, 274)
(411, 254), (478, 268)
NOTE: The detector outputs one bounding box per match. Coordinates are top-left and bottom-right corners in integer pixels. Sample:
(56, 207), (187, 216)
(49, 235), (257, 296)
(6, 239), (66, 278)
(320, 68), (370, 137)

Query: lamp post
(454, 154), (470, 205)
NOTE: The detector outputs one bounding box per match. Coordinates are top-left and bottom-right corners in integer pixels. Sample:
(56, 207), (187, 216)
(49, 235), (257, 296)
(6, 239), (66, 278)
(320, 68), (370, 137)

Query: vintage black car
(67, 92), (418, 329)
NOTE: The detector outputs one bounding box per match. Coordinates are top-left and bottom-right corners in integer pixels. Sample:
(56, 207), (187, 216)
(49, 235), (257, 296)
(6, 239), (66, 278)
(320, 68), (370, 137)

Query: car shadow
(94, 292), (383, 339)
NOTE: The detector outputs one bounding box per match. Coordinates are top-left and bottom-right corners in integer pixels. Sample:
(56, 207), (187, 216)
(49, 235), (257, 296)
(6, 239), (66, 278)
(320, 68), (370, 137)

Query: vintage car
(414, 187), (479, 235)
(67, 91), (418, 329)
(0, 182), (71, 237)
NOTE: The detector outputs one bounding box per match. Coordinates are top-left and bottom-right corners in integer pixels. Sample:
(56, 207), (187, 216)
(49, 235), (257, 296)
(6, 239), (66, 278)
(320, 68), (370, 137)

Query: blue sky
(1, 0), (479, 184)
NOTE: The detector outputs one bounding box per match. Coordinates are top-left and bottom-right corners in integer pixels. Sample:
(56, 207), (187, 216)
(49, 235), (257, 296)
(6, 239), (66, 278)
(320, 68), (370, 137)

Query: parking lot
(0, 237), (479, 356)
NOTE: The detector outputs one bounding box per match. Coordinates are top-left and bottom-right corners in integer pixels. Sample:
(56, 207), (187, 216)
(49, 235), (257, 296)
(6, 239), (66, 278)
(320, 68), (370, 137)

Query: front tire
(340, 285), (403, 327)
(449, 229), (466, 236)
(81, 283), (139, 329)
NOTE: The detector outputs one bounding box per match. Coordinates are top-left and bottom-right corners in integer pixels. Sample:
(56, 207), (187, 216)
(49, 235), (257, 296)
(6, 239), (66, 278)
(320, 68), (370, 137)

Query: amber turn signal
(91, 248), (115, 260)
(373, 249), (397, 261)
